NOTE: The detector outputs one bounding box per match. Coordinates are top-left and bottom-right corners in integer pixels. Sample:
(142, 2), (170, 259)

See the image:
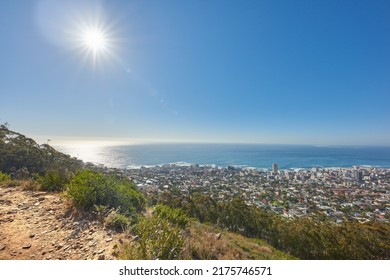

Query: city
(115, 163), (390, 223)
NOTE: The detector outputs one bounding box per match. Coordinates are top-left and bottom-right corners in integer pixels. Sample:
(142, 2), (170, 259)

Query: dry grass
(182, 222), (296, 260)
(118, 220), (296, 260)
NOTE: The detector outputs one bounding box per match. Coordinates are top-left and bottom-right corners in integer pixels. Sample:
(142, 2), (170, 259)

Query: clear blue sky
(1, 0), (389, 145)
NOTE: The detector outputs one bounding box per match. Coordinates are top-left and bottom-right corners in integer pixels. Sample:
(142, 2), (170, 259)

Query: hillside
(0, 124), (82, 176)
(0, 181), (292, 260)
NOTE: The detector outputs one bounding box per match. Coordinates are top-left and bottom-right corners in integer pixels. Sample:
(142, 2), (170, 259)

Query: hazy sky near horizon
(1, 0), (389, 146)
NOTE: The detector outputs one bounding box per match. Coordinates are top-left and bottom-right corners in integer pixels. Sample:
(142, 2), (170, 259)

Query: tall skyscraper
(272, 163), (278, 174)
(355, 170), (363, 182)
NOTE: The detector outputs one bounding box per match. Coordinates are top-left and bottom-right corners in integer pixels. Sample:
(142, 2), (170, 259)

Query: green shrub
(66, 170), (146, 214)
(105, 210), (132, 231)
(0, 171), (11, 183)
(154, 204), (188, 229)
(121, 205), (189, 260)
(113, 178), (146, 214)
(36, 169), (72, 192)
(67, 170), (101, 209)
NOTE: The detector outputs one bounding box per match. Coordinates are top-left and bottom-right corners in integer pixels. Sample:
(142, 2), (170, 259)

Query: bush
(154, 204), (188, 229)
(121, 205), (189, 260)
(36, 169), (72, 192)
(105, 210), (132, 231)
(66, 170), (146, 214)
(67, 170), (102, 209)
(0, 171), (11, 183)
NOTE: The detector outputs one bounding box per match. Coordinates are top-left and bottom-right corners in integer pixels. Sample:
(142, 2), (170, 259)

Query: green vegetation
(0, 171), (11, 183)
(35, 169), (72, 192)
(0, 125), (82, 176)
(66, 170), (145, 215)
(121, 205), (188, 260)
(153, 204), (188, 229)
(104, 210), (132, 231)
(156, 192), (390, 259)
(119, 204), (294, 260)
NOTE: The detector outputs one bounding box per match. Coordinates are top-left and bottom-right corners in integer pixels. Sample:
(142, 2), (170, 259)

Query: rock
(22, 244), (32, 249)
(97, 249), (105, 254)
(37, 197), (45, 202)
(29, 233), (35, 238)
(215, 232), (222, 240)
(98, 255), (105, 260)
(105, 237), (113, 242)
(0, 244), (6, 250)
(32, 192), (47, 197)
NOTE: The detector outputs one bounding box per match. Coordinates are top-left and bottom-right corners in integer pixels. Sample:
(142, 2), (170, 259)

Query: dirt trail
(0, 184), (128, 260)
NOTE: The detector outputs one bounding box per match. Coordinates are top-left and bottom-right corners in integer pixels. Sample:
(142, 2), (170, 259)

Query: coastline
(123, 162), (390, 172)
(55, 143), (390, 171)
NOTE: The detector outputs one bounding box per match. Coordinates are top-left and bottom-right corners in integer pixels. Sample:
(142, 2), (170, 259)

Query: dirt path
(0, 184), (128, 260)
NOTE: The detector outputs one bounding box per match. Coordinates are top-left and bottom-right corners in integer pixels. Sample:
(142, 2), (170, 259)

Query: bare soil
(0, 184), (128, 260)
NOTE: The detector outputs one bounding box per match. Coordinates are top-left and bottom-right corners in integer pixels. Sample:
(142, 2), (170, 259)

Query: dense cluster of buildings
(121, 164), (390, 223)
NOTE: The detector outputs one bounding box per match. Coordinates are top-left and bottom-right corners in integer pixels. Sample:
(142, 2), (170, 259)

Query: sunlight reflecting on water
(55, 143), (104, 164)
(55, 140), (128, 167)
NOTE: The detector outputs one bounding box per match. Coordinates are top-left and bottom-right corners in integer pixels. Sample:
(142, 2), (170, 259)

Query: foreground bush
(35, 169), (72, 192)
(104, 210), (132, 231)
(121, 205), (188, 260)
(67, 170), (145, 215)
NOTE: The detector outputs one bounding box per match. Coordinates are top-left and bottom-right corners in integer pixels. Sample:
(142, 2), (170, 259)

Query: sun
(82, 28), (107, 53)
(69, 14), (117, 67)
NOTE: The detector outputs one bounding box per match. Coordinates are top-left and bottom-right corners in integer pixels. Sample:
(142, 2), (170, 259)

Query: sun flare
(82, 28), (106, 53)
(62, 6), (119, 67)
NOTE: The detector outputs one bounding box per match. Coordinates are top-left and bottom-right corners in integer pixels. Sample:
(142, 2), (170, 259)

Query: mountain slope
(0, 125), (82, 176)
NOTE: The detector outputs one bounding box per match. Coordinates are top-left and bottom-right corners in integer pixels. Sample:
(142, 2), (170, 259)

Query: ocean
(55, 144), (390, 170)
